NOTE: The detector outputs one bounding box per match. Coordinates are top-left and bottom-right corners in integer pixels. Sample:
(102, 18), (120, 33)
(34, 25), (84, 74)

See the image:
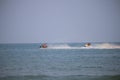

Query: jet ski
(40, 43), (47, 48)
(84, 43), (91, 47)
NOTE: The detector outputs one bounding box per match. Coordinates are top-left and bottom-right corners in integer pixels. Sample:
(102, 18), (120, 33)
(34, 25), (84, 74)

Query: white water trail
(48, 44), (72, 49)
(42, 43), (120, 49)
(91, 43), (120, 49)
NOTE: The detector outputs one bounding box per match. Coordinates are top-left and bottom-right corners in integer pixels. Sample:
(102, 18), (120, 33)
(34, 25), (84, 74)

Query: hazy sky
(0, 0), (120, 43)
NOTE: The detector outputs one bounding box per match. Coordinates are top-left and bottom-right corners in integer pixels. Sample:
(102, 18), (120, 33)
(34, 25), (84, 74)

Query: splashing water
(48, 44), (71, 49)
(92, 43), (120, 49)
(41, 43), (120, 49)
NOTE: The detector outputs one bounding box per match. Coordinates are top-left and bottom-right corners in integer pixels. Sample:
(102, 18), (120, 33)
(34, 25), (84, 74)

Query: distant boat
(40, 43), (47, 48)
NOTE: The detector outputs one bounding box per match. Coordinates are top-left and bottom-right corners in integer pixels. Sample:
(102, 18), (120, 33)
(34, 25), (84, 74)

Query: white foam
(92, 43), (120, 49)
(41, 43), (120, 49)
(48, 44), (71, 49)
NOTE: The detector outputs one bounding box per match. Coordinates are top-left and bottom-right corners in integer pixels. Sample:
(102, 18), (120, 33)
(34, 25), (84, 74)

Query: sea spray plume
(92, 43), (120, 49)
(48, 44), (71, 49)
(40, 43), (120, 49)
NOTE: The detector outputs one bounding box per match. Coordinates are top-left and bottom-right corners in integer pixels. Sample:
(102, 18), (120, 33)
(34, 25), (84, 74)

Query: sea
(0, 42), (120, 80)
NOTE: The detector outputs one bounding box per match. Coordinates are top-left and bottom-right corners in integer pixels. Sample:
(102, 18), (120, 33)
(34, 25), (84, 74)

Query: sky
(0, 0), (120, 43)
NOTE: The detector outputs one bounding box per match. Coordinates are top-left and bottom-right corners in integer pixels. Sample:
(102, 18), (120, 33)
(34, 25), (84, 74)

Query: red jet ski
(40, 43), (47, 48)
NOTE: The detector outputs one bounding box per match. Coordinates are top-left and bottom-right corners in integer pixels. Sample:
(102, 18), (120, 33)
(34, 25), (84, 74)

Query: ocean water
(0, 42), (120, 80)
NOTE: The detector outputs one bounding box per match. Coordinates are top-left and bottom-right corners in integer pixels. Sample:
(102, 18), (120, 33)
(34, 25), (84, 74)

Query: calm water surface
(0, 43), (120, 80)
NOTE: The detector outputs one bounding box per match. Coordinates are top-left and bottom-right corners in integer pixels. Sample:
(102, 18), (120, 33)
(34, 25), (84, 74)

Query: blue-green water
(0, 43), (120, 80)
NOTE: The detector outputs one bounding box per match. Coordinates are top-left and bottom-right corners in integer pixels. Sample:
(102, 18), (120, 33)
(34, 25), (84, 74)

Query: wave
(43, 43), (120, 49)
(1, 74), (120, 80)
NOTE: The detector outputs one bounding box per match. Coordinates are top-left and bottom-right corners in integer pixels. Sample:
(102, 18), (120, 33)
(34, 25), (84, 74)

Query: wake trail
(41, 43), (120, 49)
